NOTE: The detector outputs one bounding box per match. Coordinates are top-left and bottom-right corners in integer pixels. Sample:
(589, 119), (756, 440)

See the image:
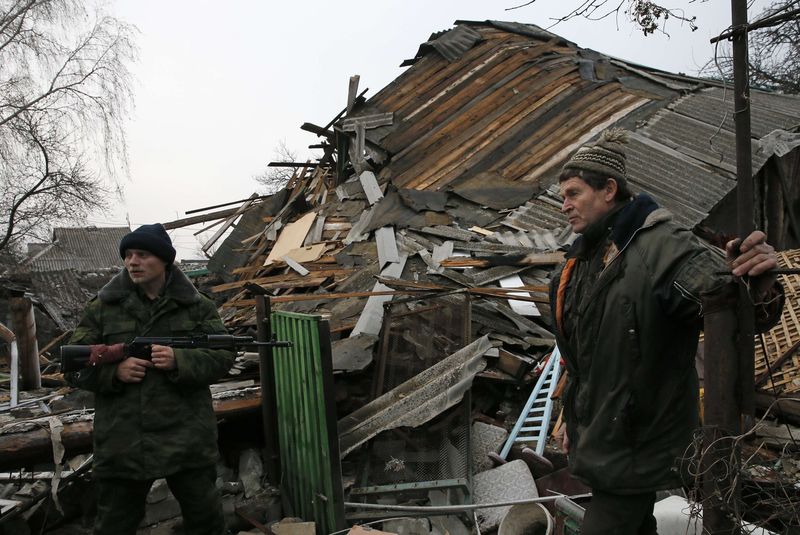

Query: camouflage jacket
(550, 200), (783, 494)
(68, 268), (235, 480)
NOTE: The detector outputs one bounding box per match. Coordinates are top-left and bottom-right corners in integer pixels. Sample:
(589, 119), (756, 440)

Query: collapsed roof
(195, 20), (800, 400)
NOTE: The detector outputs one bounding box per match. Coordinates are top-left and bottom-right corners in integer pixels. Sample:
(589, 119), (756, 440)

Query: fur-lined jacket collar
(98, 267), (200, 305)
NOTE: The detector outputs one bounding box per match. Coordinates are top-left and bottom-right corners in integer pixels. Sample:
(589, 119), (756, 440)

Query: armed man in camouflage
(68, 223), (235, 535)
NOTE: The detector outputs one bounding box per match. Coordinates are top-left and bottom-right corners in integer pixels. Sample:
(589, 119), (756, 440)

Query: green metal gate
(272, 311), (345, 534)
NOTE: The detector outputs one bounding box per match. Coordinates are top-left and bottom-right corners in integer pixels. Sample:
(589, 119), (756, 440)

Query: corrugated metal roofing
(30, 270), (92, 330)
(28, 227), (130, 272)
(672, 89), (800, 138)
(401, 25), (483, 66)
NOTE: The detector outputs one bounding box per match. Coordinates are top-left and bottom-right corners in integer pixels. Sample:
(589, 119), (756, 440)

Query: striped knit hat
(562, 128), (630, 182)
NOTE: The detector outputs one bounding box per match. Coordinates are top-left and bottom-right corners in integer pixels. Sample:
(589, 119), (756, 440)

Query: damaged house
(2, 20), (800, 534)
(191, 19), (800, 532)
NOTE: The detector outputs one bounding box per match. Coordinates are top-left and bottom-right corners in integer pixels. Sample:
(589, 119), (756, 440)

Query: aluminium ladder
(499, 346), (562, 458)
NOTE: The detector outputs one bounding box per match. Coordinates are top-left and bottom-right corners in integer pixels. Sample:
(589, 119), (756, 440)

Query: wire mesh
(360, 293), (471, 490)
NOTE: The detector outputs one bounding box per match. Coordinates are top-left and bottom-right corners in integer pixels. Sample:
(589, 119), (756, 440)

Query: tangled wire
(680, 400), (800, 532)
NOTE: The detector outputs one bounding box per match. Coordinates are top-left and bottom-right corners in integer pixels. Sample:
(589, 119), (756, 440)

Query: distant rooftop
(26, 226), (131, 272)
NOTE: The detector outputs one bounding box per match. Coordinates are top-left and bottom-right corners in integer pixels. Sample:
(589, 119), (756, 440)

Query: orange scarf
(555, 257), (577, 339)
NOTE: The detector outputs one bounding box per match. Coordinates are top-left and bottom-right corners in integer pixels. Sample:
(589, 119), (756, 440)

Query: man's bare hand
(150, 344), (177, 370)
(726, 231), (778, 277)
(115, 357), (153, 383)
(726, 231), (778, 300)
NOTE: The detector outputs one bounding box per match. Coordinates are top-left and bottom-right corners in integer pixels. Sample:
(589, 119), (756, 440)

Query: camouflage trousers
(94, 465), (225, 535)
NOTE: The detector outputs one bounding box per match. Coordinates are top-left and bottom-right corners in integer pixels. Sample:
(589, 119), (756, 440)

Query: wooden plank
(283, 256), (310, 277)
(202, 193), (259, 253)
(193, 217), (226, 236)
(346, 75), (360, 115)
(38, 330), (71, 356)
(389, 56), (578, 186)
(10, 297), (40, 391)
(469, 226), (495, 237)
(0, 322), (15, 343)
(341, 112), (393, 131)
(265, 212), (317, 265)
(440, 252), (564, 267)
(212, 277), (327, 294)
(390, 45), (565, 159)
(309, 215), (326, 244)
(162, 206), (242, 230)
(213, 395), (262, 416)
(221, 290), (421, 309)
(285, 243), (328, 263)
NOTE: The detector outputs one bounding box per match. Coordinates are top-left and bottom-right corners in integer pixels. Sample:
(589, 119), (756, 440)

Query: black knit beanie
(562, 128), (630, 183)
(119, 223), (176, 265)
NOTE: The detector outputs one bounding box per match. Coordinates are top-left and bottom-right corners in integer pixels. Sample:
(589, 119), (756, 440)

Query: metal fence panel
(272, 311), (345, 534)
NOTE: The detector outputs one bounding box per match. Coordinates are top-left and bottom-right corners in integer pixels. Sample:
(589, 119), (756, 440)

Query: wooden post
(730, 0), (756, 419)
(703, 289), (741, 535)
(700, 1), (754, 532)
(0, 322), (18, 408)
(255, 295), (280, 484)
(10, 297), (41, 391)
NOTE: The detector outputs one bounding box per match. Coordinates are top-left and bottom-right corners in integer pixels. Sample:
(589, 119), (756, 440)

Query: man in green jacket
(549, 130), (784, 535)
(68, 223), (235, 535)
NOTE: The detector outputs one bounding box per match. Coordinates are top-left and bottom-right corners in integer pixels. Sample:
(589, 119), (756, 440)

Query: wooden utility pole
(731, 0), (757, 420)
(702, 1), (755, 532)
(9, 296), (41, 391)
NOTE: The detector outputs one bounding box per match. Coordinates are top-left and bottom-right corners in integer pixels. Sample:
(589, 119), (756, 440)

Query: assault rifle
(60, 334), (292, 373)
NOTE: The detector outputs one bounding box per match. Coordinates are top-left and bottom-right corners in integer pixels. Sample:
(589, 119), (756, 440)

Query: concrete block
(471, 421), (509, 473)
(472, 459), (538, 531)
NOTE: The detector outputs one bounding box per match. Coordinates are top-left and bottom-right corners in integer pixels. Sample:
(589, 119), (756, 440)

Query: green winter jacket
(550, 199), (781, 494)
(68, 267), (235, 480)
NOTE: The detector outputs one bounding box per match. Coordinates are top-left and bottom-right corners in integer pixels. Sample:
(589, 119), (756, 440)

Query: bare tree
(507, 0), (703, 35)
(703, 0), (800, 93)
(0, 0), (136, 255)
(254, 139), (300, 194)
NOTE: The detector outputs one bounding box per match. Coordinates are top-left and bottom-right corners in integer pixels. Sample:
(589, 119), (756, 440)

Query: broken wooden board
(440, 251), (565, 268)
(211, 269), (351, 293)
(265, 212), (317, 265)
(285, 243), (328, 264)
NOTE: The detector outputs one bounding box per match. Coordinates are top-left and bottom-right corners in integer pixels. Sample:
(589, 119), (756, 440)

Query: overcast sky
(93, 0), (769, 259)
